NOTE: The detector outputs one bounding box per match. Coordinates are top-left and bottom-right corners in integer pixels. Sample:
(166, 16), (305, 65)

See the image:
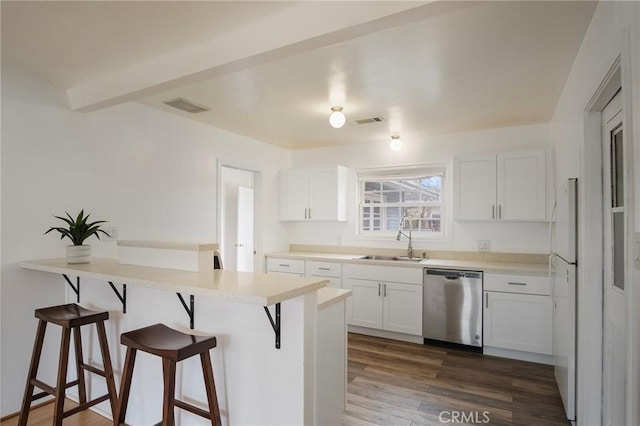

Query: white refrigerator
(552, 178), (577, 421)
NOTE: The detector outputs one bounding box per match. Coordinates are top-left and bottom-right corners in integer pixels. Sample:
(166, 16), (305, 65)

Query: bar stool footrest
(62, 393), (111, 418)
(81, 363), (106, 377)
(29, 378), (81, 401)
(174, 399), (213, 419)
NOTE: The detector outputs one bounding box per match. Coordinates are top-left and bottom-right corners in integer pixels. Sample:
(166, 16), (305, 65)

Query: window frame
(356, 164), (447, 240)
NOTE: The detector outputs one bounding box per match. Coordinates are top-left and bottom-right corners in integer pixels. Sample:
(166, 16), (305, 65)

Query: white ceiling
(2, 1), (597, 150)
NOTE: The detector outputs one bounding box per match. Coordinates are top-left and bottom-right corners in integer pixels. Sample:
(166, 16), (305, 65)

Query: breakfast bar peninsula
(19, 257), (349, 425)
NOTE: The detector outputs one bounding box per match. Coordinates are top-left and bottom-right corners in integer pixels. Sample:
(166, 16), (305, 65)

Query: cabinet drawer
(266, 258), (305, 274)
(484, 273), (550, 295)
(306, 261), (342, 278)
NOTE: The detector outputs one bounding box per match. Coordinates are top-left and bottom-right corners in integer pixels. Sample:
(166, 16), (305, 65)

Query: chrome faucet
(396, 215), (413, 258)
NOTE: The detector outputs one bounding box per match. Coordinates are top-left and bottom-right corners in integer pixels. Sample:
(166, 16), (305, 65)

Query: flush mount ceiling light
(390, 135), (401, 151)
(329, 106), (346, 128)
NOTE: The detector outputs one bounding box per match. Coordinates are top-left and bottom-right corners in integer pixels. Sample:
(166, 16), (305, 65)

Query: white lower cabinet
(266, 257), (305, 277)
(483, 273), (553, 355)
(344, 278), (422, 336)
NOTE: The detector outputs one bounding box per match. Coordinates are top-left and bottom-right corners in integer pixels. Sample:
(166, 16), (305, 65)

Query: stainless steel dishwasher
(423, 269), (483, 348)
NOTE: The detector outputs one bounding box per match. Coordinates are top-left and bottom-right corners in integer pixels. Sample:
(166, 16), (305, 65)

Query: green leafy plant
(45, 210), (111, 246)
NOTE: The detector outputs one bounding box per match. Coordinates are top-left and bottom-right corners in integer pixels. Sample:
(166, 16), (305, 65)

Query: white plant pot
(66, 245), (91, 264)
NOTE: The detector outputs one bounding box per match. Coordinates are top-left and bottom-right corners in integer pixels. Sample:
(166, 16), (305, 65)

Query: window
(358, 167), (444, 237)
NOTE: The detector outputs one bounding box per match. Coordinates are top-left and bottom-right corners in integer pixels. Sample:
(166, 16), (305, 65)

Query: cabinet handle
(499, 204), (502, 219)
(378, 283), (381, 296)
(508, 282), (527, 286)
(308, 208), (311, 219)
(304, 208), (308, 219)
(492, 204), (495, 219)
(485, 293), (489, 308)
(383, 283), (387, 297)
(319, 267), (330, 271)
(278, 264), (290, 267)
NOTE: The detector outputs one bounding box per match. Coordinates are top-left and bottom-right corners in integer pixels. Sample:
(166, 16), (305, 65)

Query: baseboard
(347, 325), (423, 344)
(0, 398), (54, 422)
(483, 346), (554, 365)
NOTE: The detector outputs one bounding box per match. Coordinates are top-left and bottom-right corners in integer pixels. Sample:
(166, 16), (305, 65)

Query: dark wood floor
(342, 333), (570, 426)
(4, 333), (569, 426)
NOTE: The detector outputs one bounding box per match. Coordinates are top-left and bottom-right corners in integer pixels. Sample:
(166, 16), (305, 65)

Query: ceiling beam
(66, 1), (452, 112)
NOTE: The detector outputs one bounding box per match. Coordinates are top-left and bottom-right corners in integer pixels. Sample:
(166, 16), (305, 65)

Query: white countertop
(267, 251), (550, 276)
(19, 258), (326, 306)
(117, 240), (218, 251)
(317, 288), (351, 309)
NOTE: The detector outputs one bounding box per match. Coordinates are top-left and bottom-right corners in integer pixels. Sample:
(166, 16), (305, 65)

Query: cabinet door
(483, 291), (552, 354)
(343, 278), (383, 329)
(382, 282), (423, 336)
(454, 154), (497, 220)
(280, 169), (308, 221)
(497, 149), (546, 221)
(308, 166), (346, 221)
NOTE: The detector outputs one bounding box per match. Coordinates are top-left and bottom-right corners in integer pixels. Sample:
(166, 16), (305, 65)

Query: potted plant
(45, 210), (111, 264)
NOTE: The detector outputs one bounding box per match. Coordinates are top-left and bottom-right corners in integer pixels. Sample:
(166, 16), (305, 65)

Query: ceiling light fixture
(390, 135), (401, 151)
(329, 106), (346, 128)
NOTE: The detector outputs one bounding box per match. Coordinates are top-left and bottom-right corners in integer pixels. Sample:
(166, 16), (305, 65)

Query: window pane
(359, 169), (444, 236)
(613, 211), (624, 290)
(382, 191), (400, 203)
(421, 176), (442, 202)
(611, 129), (624, 208)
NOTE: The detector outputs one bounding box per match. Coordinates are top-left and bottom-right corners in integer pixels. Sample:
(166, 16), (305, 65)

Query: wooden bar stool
(116, 323), (221, 426)
(18, 303), (117, 426)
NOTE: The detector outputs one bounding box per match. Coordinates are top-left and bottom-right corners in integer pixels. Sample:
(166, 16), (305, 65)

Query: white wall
(550, 1), (640, 424)
(289, 123), (552, 253)
(0, 64), (291, 416)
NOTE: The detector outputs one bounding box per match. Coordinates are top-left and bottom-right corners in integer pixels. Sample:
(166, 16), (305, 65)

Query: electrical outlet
(103, 227), (118, 241)
(478, 240), (490, 252)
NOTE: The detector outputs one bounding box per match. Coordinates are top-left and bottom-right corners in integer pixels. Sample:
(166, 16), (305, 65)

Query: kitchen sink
(359, 255), (424, 263)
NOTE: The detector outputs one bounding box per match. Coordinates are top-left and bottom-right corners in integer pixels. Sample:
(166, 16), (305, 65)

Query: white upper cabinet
(279, 165), (348, 221)
(453, 154), (497, 221)
(454, 149), (548, 221)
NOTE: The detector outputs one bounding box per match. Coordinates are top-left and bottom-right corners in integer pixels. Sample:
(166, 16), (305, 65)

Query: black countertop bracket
(108, 282), (127, 313)
(63, 274), (80, 303)
(263, 303), (281, 349)
(176, 293), (195, 329)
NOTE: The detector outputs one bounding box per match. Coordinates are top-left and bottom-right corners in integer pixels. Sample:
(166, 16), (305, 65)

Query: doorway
(220, 166), (255, 272)
(602, 90), (627, 426)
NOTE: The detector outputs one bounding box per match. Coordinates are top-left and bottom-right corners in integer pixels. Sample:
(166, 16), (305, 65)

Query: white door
(280, 169), (308, 221)
(308, 167), (337, 221)
(453, 154), (496, 220)
(497, 149), (546, 221)
(343, 278), (383, 329)
(236, 186), (254, 272)
(602, 91), (627, 426)
(382, 282), (422, 336)
(483, 291), (553, 354)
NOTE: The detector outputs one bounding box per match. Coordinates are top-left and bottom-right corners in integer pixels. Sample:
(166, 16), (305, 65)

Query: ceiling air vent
(352, 116), (385, 125)
(163, 98), (210, 114)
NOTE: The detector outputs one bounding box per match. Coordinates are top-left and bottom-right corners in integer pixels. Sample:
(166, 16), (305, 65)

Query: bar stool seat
(116, 324), (221, 426)
(19, 303), (117, 426)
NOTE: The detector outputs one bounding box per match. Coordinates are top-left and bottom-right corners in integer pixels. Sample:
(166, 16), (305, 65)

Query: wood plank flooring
(343, 333), (570, 426)
(0, 400), (111, 426)
(4, 333), (569, 425)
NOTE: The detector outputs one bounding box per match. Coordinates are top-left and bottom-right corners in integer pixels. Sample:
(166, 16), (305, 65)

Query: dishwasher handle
(425, 269), (482, 280)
